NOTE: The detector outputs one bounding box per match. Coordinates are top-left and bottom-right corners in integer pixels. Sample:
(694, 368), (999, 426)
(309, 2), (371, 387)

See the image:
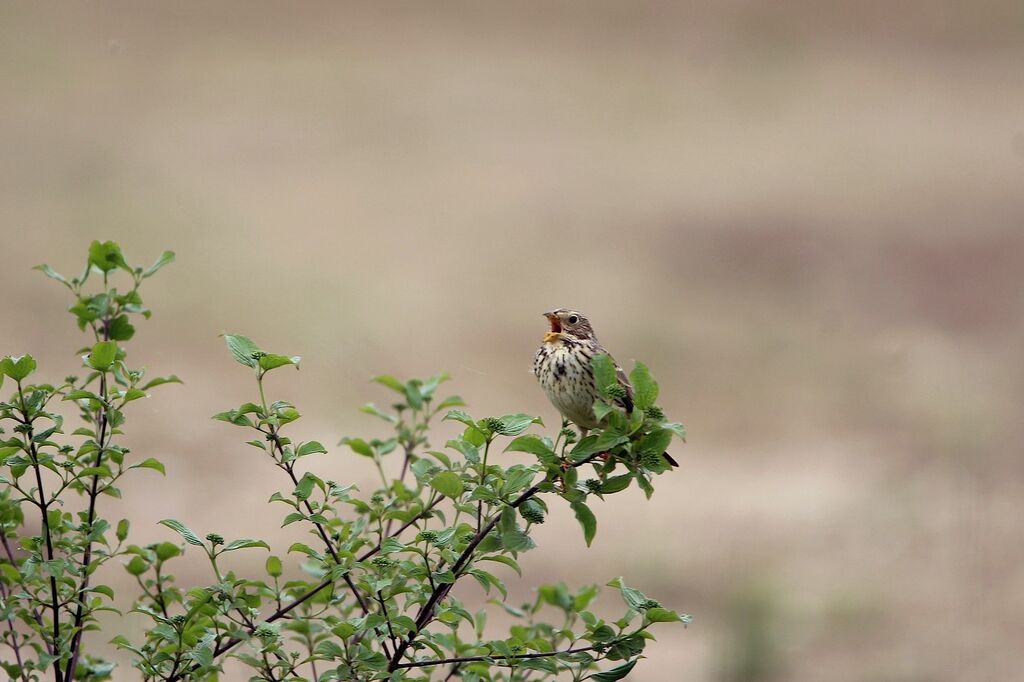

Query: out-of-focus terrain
(2, 2), (1023, 680)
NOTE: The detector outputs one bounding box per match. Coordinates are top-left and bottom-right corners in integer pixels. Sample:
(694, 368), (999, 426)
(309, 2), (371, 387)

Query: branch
(394, 644), (598, 669)
(64, 365), (112, 682)
(18, 381), (64, 682)
(388, 452), (604, 670)
(164, 495), (443, 682)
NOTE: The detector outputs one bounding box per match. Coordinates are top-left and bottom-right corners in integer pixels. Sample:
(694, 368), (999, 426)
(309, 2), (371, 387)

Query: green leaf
(259, 354), (301, 371)
(87, 341), (118, 371)
(664, 421), (686, 441)
(600, 474), (633, 495)
(504, 434), (555, 457)
(125, 556), (149, 576)
(116, 519), (130, 542)
(159, 519), (205, 547)
(191, 642), (214, 668)
(107, 315), (135, 341)
(222, 539), (270, 552)
(34, 264), (68, 285)
(88, 240), (130, 273)
(372, 375), (406, 394)
(131, 458), (166, 475)
(142, 375), (182, 390)
(296, 441), (327, 457)
(591, 354), (618, 392)
(629, 362), (658, 410)
(64, 389), (102, 402)
(587, 660), (637, 681)
(606, 577), (648, 611)
(266, 555), (282, 578)
(646, 607), (688, 623)
(0, 355), (36, 381)
(142, 250), (175, 278)
(443, 409), (476, 428)
(293, 473), (317, 500)
(637, 429), (673, 461)
(501, 529), (535, 553)
(494, 413), (543, 437)
(477, 555), (522, 577)
(571, 501), (597, 547)
(430, 471), (464, 498)
(359, 402), (397, 423)
(571, 429), (628, 461)
(154, 542), (181, 561)
(223, 334), (259, 368)
(340, 437), (374, 458)
(89, 584), (115, 600)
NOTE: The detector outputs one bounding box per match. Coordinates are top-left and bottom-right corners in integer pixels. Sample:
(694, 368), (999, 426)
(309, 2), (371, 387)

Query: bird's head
(542, 309), (595, 343)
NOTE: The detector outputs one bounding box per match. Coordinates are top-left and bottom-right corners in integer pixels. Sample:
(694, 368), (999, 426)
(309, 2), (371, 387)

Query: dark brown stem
(19, 380), (64, 682)
(387, 452), (603, 671)
(164, 496), (443, 682)
(394, 644), (598, 669)
(64, 366), (111, 682)
(0, 581), (30, 682)
(375, 591), (398, 659)
(1, 528), (50, 652)
(278, 457), (371, 616)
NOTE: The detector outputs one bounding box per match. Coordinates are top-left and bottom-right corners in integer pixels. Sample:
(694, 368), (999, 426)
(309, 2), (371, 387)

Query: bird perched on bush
(532, 308), (678, 467)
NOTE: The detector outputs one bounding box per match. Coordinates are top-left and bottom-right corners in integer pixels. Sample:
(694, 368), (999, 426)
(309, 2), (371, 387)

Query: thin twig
(394, 644), (598, 669)
(388, 452), (604, 670)
(165, 495), (443, 682)
(19, 380), (64, 682)
(65, 314), (114, 682)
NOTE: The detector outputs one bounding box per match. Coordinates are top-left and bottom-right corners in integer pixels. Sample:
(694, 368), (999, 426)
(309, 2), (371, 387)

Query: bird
(532, 308), (677, 466)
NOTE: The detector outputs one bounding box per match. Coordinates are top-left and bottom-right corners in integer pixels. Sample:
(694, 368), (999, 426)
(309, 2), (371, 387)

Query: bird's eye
(567, 315), (579, 324)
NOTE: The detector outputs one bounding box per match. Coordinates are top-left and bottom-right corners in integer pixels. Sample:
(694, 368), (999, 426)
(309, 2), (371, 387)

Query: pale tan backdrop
(2, 2), (1023, 680)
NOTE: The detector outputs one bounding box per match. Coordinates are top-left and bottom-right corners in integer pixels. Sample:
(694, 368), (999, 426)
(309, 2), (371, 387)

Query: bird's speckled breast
(533, 337), (600, 430)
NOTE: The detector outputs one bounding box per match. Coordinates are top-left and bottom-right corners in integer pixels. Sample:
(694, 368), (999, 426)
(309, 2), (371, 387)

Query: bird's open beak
(543, 312), (562, 343)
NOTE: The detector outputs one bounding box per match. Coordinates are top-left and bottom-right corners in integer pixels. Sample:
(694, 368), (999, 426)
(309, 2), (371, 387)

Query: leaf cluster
(1, 241), (688, 682)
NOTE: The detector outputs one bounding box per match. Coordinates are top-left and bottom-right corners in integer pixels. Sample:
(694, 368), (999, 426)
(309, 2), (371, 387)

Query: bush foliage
(0, 242), (687, 681)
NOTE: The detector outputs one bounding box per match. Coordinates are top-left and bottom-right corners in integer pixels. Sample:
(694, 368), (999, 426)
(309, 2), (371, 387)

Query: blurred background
(2, 2), (1023, 680)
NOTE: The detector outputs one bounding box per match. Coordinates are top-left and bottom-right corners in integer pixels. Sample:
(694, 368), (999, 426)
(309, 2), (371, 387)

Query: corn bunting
(532, 308), (678, 466)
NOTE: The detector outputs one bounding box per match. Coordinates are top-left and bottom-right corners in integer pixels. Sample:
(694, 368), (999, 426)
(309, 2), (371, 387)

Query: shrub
(0, 241), (687, 681)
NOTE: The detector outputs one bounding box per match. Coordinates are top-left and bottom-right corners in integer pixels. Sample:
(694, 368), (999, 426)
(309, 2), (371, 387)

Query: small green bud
(639, 598), (662, 610)
(560, 427), (578, 443)
(370, 493), (384, 504)
(253, 623), (278, 639)
(250, 351), (266, 360)
(639, 449), (663, 469)
(170, 614), (187, 626)
(519, 500), (545, 525)
(645, 405), (665, 421)
(371, 556), (394, 570)
(605, 384), (627, 400)
(483, 417), (503, 433)
(205, 533), (224, 546)
(64, 376), (78, 384)
(584, 479), (602, 494)
(13, 424), (31, 434)
(416, 530), (439, 544)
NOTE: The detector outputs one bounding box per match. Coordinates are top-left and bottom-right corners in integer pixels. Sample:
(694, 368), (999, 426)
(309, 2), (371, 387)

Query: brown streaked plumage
(532, 308), (678, 466)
